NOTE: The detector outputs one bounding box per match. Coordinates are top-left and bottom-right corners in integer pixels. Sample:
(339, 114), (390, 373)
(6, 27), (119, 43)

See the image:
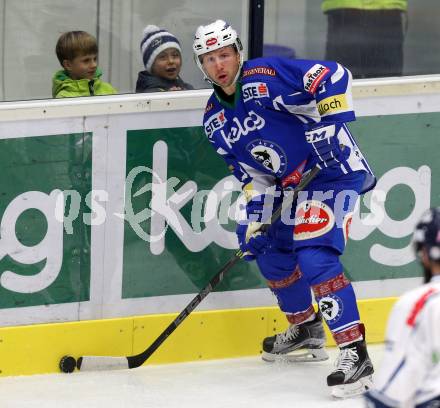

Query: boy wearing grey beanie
(136, 25), (193, 93)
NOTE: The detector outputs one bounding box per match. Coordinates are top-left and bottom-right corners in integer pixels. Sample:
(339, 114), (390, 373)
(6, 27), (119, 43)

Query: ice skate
(327, 339), (374, 398)
(262, 313), (329, 362)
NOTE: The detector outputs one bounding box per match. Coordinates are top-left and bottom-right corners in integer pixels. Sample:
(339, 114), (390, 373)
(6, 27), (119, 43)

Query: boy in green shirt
(52, 31), (117, 98)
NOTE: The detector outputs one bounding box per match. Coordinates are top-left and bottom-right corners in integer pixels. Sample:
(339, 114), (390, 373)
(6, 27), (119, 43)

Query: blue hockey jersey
(202, 57), (375, 197)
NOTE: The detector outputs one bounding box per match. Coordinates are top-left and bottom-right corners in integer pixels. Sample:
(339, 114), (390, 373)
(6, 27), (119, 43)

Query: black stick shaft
(77, 166), (320, 371)
(127, 166), (320, 368)
(127, 254), (242, 368)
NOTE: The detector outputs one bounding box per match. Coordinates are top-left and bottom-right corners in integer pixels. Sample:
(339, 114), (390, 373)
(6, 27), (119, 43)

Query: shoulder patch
(318, 94), (349, 116)
(204, 109), (227, 138)
(303, 64), (330, 94)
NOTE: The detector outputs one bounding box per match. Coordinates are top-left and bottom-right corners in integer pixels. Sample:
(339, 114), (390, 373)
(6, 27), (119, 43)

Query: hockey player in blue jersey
(193, 20), (376, 398)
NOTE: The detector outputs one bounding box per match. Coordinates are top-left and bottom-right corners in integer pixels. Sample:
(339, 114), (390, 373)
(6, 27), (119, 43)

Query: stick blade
(77, 356), (130, 371)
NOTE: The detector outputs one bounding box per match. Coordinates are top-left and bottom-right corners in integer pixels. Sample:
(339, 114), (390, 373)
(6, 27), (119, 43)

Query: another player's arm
(365, 296), (439, 407)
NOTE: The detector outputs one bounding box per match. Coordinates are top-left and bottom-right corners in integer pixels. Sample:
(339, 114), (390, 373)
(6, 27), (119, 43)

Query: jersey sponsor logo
(205, 102), (214, 113)
(318, 294), (343, 324)
(242, 82), (269, 102)
(317, 94), (348, 116)
(206, 37), (217, 46)
(220, 110), (265, 143)
(242, 67), (276, 78)
(303, 64), (330, 94)
(294, 200), (335, 240)
(246, 139), (287, 175)
(204, 109), (227, 138)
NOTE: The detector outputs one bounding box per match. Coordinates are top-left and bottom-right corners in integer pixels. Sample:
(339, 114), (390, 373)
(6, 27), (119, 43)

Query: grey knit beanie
(140, 25), (181, 72)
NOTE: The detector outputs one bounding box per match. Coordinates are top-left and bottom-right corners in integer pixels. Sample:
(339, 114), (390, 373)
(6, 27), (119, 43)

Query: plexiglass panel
(1, 0), (439, 101)
(0, 0), (247, 101)
(264, 0), (440, 79)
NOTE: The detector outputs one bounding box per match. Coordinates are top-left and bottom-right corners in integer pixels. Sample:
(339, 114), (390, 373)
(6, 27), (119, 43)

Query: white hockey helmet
(193, 19), (244, 85)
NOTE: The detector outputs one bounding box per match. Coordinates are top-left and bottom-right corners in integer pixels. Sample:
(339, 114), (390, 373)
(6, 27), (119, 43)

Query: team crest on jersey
(303, 64), (330, 94)
(204, 109), (227, 138)
(246, 140), (287, 175)
(242, 82), (270, 102)
(318, 294), (343, 324)
(294, 200), (335, 240)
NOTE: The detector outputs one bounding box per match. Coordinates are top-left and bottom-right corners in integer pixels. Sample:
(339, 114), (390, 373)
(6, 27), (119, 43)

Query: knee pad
(256, 248), (297, 281)
(296, 246), (342, 285)
(265, 266), (313, 317)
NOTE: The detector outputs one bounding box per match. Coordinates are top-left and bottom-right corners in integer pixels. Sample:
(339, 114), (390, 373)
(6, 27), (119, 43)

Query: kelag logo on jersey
(303, 64), (330, 94)
(220, 111), (265, 143)
(246, 139), (286, 175)
(204, 109), (227, 138)
(242, 82), (269, 102)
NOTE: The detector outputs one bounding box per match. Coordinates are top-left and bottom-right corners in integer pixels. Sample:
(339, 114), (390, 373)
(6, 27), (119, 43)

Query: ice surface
(0, 345), (383, 408)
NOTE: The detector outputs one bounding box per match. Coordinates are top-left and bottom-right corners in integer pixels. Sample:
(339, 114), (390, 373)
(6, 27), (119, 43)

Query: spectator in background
(364, 207), (440, 407)
(136, 25), (193, 93)
(52, 31), (117, 98)
(322, 0), (407, 78)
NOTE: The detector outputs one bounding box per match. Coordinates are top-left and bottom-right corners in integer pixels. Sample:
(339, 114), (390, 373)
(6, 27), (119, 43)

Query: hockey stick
(61, 166), (320, 372)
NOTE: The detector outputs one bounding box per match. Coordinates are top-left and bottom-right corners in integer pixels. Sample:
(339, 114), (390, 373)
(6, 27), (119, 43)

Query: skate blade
(262, 348), (329, 363)
(331, 375), (373, 399)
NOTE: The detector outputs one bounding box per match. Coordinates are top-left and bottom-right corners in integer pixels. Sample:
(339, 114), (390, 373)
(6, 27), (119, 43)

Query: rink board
(0, 298), (393, 376)
(0, 77), (439, 375)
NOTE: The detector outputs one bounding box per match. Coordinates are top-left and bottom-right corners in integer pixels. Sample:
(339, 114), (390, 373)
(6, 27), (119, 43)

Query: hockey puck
(59, 355), (76, 373)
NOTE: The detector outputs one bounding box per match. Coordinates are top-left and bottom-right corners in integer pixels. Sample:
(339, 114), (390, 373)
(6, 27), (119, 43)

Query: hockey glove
(305, 124), (346, 169)
(236, 196), (273, 261)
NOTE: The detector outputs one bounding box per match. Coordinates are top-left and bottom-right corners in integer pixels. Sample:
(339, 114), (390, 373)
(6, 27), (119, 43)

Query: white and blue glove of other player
(305, 124), (347, 169)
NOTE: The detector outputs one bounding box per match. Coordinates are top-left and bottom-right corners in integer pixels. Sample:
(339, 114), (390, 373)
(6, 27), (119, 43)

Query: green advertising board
(0, 110), (437, 316)
(121, 112), (439, 299)
(0, 133), (92, 309)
